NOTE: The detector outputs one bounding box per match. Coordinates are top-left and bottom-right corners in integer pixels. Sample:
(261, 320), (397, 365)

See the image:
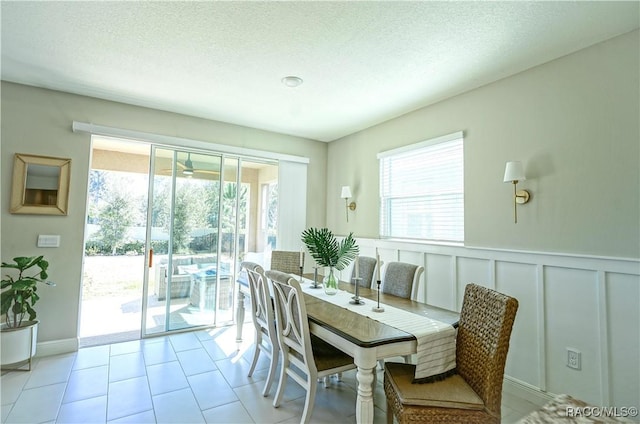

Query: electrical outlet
(567, 348), (581, 370)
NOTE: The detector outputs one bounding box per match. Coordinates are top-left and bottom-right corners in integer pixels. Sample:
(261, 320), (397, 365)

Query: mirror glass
(24, 164), (61, 206)
(10, 154), (71, 215)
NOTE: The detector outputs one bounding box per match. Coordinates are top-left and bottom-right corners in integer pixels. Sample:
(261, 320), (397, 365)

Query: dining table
(299, 275), (459, 424)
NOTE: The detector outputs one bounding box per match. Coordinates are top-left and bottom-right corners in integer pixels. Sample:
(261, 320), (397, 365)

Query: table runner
(300, 277), (456, 383)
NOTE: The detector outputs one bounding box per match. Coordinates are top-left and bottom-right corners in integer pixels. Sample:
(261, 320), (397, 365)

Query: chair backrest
(349, 256), (379, 288)
(266, 270), (317, 376)
(270, 250), (303, 274)
(456, 283), (519, 417)
(381, 262), (423, 299)
(241, 261), (275, 337)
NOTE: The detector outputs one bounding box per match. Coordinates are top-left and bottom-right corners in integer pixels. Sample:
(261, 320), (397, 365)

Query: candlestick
(372, 279), (384, 312)
(299, 248), (304, 268)
(312, 267), (321, 289)
(299, 265), (304, 284)
(349, 277), (364, 305)
(355, 255), (359, 279)
(376, 249), (381, 281)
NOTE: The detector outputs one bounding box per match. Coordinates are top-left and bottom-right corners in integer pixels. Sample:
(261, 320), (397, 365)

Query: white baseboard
(504, 375), (556, 407)
(35, 338), (78, 358)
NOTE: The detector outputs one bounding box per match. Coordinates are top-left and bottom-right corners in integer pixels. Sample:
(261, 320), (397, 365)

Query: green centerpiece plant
(301, 227), (359, 295)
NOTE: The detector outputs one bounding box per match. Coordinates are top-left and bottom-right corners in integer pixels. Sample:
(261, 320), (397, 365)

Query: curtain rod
(72, 121), (310, 164)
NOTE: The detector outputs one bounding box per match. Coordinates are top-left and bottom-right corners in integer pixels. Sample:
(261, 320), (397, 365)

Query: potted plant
(301, 228), (359, 295)
(1, 255), (54, 370)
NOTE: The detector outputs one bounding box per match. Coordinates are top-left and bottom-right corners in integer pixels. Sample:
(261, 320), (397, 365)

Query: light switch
(37, 235), (60, 248)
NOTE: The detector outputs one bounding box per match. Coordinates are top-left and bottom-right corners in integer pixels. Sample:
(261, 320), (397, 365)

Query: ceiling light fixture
(281, 76), (303, 88)
(182, 153), (194, 175)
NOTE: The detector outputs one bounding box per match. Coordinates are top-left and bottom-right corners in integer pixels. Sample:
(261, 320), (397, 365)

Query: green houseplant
(301, 228), (359, 295)
(1, 256), (53, 369)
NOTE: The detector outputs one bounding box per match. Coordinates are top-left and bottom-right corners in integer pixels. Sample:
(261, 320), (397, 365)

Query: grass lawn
(82, 254), (146, 300)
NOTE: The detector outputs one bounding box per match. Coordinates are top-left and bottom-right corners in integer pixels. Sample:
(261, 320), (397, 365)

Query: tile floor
(1, 325), (539, 424)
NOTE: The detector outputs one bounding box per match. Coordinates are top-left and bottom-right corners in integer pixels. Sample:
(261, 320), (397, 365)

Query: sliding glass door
(143, 147), (235, 335)
(83, 135), (285, 341)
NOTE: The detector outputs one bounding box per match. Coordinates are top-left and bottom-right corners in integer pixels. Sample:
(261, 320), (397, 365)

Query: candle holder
(311, 267), (321, 289)
(299, 266), (304, 283)
(372, 279), (384, 312)
(349, 277), (364, 305)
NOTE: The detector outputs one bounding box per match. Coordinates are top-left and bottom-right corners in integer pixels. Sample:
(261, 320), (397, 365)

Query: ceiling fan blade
(194, 169), (220, 175)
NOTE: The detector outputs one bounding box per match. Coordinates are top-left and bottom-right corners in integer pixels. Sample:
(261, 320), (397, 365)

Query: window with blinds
(378, 131), (464, 243)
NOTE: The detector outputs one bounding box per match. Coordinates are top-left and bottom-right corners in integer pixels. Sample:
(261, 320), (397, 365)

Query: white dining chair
(349, 256), (379, 289)
(378, 262), (424, 369)
(381, 261), (424, 300)
(241, 261), (279, 396)
(266, 270), (356, 424)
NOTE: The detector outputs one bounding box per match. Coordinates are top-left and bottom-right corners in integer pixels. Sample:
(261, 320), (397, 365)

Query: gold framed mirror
(10, 154), (71, 215)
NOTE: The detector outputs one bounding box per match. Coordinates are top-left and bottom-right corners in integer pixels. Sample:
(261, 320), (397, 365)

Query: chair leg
(323, 375), (330, 388)
(386, 399), (394, 424)
(372, 366), (378, 392)
(302, 378), (318, 424)
(247, 341), (261, 377)
(272, 356), (288, 408)
(261, 348), (278, 397)
(235, 290), (246, 344)
(336, 372), (343, 381)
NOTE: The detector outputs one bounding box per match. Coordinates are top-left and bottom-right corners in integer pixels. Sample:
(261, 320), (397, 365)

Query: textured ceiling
(1, 1), (638, 142)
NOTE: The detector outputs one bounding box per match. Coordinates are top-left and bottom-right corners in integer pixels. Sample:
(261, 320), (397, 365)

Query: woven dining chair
(241, 261), (279, 397)
(266, 270), (356, 424)
(349, 256), (379, 289)
(384, 283), (519, 424)
(270, 250), (303, 274)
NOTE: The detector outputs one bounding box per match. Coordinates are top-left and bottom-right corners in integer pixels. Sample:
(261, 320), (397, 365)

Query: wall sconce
(503, 161), (531, 223)
(341, 186), (357, 222)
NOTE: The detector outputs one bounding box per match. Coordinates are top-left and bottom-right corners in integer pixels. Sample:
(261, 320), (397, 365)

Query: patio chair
(384, 283), (519, 424)
(266, 270), (356, 424)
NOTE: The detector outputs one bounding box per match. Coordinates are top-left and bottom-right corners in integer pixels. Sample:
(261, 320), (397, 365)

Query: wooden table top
(302, 277), (459, 348)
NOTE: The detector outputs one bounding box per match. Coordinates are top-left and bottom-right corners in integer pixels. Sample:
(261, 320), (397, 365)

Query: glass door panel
(216, 157), (240, 325)
(144, 147), (223, 335)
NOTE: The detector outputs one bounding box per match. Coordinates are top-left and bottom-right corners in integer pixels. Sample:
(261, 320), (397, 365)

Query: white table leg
(354, 352), (377, 424)
(235, 289), (246, 344)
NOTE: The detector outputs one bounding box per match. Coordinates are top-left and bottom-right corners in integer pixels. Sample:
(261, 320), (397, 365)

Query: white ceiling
(2, 2), (638, 142)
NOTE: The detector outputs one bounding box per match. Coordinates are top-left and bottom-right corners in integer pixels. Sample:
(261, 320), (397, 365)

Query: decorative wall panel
(345, 237), (639, 409)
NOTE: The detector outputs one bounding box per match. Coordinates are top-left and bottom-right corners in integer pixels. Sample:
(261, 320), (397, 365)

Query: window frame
(377, 131), (464, 244)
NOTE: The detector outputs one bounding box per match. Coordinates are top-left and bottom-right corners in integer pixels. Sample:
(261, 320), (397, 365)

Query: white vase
(1, 320), (38, 369)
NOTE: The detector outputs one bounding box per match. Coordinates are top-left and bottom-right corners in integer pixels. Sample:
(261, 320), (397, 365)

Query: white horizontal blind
(277, 160), (307, 250)
(379, 132), (464, 242)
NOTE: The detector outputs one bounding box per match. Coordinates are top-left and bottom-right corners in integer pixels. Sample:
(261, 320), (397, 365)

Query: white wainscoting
(348, 238), (639, 410)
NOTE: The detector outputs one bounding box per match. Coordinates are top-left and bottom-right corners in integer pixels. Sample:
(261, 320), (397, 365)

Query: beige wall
(1, 29), (638, 351)
(0, 82), (327, 343)
(328, 30), (639, 259)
